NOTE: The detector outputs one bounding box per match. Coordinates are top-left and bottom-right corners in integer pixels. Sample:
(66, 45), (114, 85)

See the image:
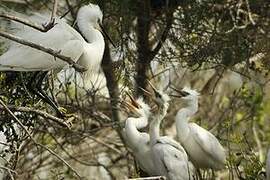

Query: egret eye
(154, 91), (161, 98)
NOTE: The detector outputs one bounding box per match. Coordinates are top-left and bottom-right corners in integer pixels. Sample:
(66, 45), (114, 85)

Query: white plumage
(175, 87), (226, 170)
(148, 83), (195, 180)
(0, 3), (105, 73)
(122, 97), (156, 175)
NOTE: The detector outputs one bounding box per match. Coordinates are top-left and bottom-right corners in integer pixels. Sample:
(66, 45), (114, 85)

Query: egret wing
(190, 123), (226, 164)
(0, 18), (85, 71)
(158, 136), (186, 153)
(152, 143), (194, 180)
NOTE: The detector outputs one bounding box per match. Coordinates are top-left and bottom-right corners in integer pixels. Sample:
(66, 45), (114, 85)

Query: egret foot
(55, 107), (68, 118)
(63, 113), (78, 127)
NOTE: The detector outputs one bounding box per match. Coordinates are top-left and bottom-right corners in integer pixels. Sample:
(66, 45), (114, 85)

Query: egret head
(136, 97), (152, 117)
(123, 93), (151, 118)
(180, 87), (200, 101)
(141, 80), (170, 110)
(77, 4), (115, 47)
(77, 3), (103, 28)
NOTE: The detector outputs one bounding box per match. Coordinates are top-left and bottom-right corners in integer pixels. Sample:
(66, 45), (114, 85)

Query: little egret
(146, 81), (195, 180)
(173, 87), (226, 170)
(122, 94), (156, 175)
(0, 3), (114, 116)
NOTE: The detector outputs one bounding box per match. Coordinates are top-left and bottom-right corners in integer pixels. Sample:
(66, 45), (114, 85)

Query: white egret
(122, 95), (156, 175)
(173, 87), (226, 170)
(0, 3), (114, 116)
(146, 82), (195, 180)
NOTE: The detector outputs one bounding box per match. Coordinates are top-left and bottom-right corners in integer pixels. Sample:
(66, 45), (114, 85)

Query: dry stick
(0, 166), (17, 175)
(0, 99), (82, 179)
(51, 0), (58, 22)
(0, 105), (70, 128)
(0, 14), (49, 32)
(0, 30), (87, 72)
(128, 176), (166, 180)
(40, 0), (59, 31)
(87, 136), (122, 155)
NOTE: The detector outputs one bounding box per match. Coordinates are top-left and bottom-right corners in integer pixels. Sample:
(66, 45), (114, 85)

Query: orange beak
(126, 92), (140, 108)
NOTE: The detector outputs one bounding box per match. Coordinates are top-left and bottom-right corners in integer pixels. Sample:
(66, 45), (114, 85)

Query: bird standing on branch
(0, 3), (114, 116)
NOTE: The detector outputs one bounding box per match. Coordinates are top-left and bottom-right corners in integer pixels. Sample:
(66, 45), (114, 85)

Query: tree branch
(0, 105), (70, 128)
(0, 14), (53, 32)
(0, 98), (82, 179)
(135, 0), (151, 96)
(149, 9), (175, 60)
(0, 30), (87, 72)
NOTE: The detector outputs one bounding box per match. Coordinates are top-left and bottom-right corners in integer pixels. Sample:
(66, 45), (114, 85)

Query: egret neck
(150, 102), (169, 146)
(175, 97), (198, 142)
(125, 111), (150, 149)
(76, 14), (105, 80)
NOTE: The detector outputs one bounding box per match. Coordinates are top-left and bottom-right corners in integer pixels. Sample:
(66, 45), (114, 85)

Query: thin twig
(0, 98), (82, 179)
(51, 0), (58, 22)
(149, 9), (174, 60)
(0, 14), (51, 32)
(0, 166), (17, 175)
(87, 136), (122, 154)
(128, 176), (166, 180)
(0, 30), (87, 72)
(0, 105), (70, 128)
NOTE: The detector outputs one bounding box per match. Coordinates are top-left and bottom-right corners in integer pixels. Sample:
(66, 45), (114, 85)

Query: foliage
(0, 0), (269, 179)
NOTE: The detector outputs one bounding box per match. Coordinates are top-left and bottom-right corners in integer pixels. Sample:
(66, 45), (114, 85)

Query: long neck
(76, 18), (105, 80)
(149, 113), (162, 146)
(125, 115), (149, 148)
(175, 99), (198, 142)
(149, 103), (168, 146)
(186, 98), (198, 114)
(77, 19), (104, 44)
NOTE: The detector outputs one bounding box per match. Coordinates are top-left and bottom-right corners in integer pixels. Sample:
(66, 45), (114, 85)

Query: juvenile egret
(0, 3), (114, 116)
(146, 82), (195, 180)
(173, 87), (226, 170)
(122, 95), (155, 175)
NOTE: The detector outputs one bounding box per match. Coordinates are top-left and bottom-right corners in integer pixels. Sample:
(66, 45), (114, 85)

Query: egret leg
(196, 169), (202, 180)
(27, 71), (45, 99)
(35, 71), (65, 117)
(211, 169), (215, 179)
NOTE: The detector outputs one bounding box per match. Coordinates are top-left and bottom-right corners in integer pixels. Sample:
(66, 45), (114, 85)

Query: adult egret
(173, 87), (226, 170)
(146, 82), (195, 180)
(0, 3), (114, 116)
(122, 94), (156, 175)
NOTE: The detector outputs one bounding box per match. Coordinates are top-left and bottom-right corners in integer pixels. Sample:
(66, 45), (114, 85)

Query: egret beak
(122, 101), (140, 116)
(170, 86), (190, 97)
(98, 22), (116, 48)
(147, 80), (158, 94)
(126, 92), (140, 108)
(146, 80), (163, 100)
(139, 87), (152, 98)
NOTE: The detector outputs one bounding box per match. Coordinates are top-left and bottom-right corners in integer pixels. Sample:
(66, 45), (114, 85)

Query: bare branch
(0, 105), (70, 128)
(0, 98), (82, 179)
(0, 14), (52, 32)
(149, 10), (175, 60)
(129, 176), (166, 180)
(0, 30), (87, 72)
(51, 0), (58, 22)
